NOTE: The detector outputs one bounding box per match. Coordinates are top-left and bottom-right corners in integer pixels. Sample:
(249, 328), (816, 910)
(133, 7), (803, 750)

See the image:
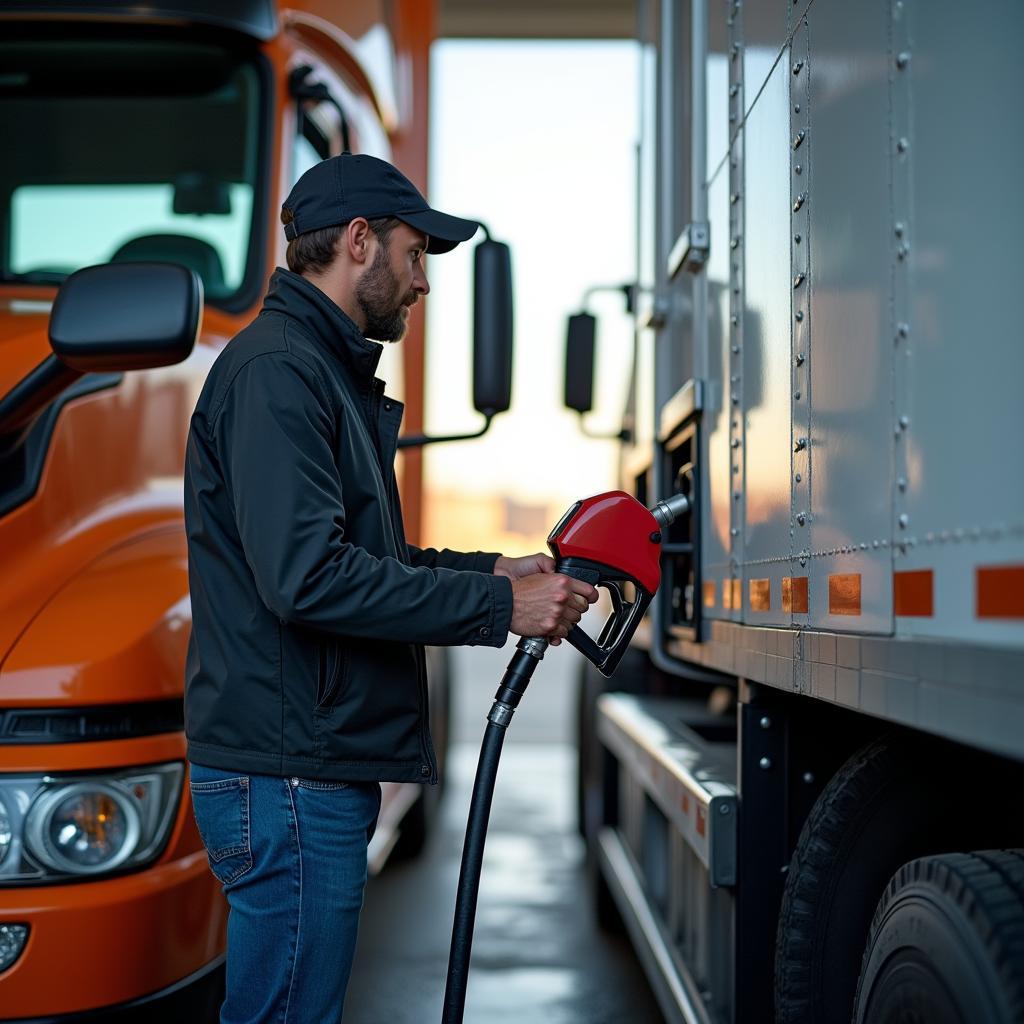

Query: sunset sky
(420, 40), (639, 533)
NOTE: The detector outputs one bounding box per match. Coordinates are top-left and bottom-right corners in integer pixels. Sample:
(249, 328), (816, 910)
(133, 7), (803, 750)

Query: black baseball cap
(281, 153), (479, 255)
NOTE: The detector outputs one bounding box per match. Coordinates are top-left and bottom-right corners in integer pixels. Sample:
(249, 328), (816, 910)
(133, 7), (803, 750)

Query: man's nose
(413, 265), (430, 296)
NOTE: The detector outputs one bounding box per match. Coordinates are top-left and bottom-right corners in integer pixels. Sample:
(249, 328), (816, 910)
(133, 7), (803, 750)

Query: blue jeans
(189, 764), (381, 1024)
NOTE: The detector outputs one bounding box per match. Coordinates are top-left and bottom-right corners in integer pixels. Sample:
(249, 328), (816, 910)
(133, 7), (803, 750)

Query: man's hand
(494, 552), (556, 580)
(509, 572), (598, 646)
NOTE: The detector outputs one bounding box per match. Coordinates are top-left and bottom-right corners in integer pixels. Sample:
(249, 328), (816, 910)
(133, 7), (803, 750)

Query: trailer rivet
(731, 438), (741, 449)
(899, 415), (910, 429)
(795, 164), (803, 174)
(733, 465), (740, 474)
(897, 322), (910, 338)
(897, 137), (909, 154)
(795, 390), (801, 400)
(759, 716), (772, 729)
(794, 437), (807, 452)
(794, 233), (802, 244)
(729, 113), (737, 123)
(732, 395), (740, 405)
(896, 50), (911, 69)
(800, 557), (807, 567)
(796, 351), (805, 364)
(792, 61), (804, 75)
(731, 236), (741, 250)
(898, 514), (909, 529)
(897, 244), (909, 260)
(719, 803), (732, 815)
(803, 771), (815, 784)
(759, 756), (773, 769)
(793, 130), (806, 150)
(795, 473), (802, 482)
(734, 491), (741, 501)
(797, 513), (806, 525)
(732, 345), (741, 354)
(729, 84), (739, 98)
(898, 476), (907, 491)
(731, 527), (739, 537)
(894, 221), (905, 237)
(731, 314), (739, 326)
(793, 272), (805, 288)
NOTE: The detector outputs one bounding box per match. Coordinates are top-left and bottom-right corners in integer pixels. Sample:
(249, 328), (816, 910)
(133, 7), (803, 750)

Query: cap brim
(397, 208), (480, 254)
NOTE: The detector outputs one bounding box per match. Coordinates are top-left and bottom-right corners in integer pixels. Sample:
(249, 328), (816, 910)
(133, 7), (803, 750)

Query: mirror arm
(397, 413), (494, 449)
(0, 354), (82, 440)
(576, 412), (631, 443)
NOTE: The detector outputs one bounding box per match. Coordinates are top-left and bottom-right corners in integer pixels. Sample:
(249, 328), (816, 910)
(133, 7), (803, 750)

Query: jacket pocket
(189, 776), (253, 885)
(315, 640), (346, 710)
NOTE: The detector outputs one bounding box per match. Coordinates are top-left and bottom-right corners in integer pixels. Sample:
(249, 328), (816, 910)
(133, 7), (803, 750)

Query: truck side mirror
(564, 312), (597, 414)
(0, 262), (203, 440)
(50, 262), (202, 372)
(472, 239), (513, 417)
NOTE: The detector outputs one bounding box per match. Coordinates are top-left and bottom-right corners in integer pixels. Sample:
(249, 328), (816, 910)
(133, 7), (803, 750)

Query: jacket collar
(262, 268), (383, 385)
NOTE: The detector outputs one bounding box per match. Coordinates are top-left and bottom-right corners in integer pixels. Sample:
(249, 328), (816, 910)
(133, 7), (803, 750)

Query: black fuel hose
(442, 641), (545, 1024)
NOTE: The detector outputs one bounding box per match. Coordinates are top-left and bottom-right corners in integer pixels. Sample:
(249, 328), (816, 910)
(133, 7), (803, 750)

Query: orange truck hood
(0, 300), (226, 702)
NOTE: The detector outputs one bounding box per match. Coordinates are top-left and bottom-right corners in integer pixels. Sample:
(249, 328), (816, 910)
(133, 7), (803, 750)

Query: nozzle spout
(650, 493), (690, 527)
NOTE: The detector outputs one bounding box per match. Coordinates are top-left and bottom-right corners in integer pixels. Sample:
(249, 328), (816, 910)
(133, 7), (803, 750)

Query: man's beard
(355, 244), (415, 342)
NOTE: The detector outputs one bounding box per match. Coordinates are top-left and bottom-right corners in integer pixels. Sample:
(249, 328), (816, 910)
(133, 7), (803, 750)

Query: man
(183, 153), (597, 1023)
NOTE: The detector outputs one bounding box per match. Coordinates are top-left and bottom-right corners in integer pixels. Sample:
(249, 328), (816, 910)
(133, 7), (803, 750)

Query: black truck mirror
(564, 312), (597, 414)
(397, 232), (515, 449)
(50, 262), (202, 372)
(472, 239), (513, 417)
(0, 262), (203, 440)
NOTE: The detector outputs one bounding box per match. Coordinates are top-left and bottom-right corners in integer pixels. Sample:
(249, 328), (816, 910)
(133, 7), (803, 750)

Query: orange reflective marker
(894, 569), (933, 617)
(782, 576), (808, 614)
(829, 574), (861, 616)
(977, 565), (1024, 619)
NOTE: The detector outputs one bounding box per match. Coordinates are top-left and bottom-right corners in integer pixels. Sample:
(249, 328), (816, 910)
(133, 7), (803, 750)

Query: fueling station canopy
(439, 0), (634, 39)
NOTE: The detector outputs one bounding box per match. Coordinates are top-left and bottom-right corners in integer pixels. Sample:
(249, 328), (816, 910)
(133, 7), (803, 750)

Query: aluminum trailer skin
(574, 1), (1024, 1022)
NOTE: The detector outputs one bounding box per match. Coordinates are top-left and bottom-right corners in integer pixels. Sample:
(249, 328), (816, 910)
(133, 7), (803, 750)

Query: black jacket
(184, 269), (513, 783)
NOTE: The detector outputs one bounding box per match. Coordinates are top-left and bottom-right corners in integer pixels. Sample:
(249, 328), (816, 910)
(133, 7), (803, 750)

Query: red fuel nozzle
(546, 490), (687, 676)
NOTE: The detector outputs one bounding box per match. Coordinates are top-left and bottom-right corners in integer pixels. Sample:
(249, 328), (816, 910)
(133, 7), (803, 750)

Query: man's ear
(344, 218), (372, 264)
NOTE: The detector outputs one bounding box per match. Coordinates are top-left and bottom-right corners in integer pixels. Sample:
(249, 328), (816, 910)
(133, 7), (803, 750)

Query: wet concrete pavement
(343, 643), (665, 1024)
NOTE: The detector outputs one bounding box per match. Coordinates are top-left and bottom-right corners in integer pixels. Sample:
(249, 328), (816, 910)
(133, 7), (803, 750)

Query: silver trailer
(570, 1), (1024, 1021)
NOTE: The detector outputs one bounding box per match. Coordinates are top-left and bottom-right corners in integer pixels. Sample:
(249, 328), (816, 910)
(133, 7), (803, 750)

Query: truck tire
(774, 736), (1002, 1024)
(853, 851), (1024, 1024)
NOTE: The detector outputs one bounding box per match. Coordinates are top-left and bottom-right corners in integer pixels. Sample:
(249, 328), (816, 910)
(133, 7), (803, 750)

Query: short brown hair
(279, 209), (403, 275)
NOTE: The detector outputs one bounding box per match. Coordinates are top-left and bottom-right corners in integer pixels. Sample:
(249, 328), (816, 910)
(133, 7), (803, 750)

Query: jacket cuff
(478, 573), (513, 647)
(474, 551), (502, 573)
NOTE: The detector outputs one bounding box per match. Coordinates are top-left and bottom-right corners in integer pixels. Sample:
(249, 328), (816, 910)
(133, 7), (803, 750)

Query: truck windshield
(0, 33), (264, 309)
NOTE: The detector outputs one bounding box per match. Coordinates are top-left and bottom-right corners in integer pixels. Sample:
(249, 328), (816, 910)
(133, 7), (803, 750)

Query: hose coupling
(517, 637), (549, 660)
(487, 701), (515, 728)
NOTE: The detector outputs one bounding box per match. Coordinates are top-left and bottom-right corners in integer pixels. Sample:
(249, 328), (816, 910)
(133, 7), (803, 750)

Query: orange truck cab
(0, 1), (460, 1017)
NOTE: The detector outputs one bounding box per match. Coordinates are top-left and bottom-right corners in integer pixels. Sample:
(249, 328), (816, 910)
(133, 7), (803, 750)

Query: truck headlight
(0, 796), (11, 866)
(25, 783), (140, 874)
(0, 762), (183, 883)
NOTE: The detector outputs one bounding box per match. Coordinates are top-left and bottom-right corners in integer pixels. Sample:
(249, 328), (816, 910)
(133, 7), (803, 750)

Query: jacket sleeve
(211, 351), (513, 646)
(406, 546), (501, 573)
